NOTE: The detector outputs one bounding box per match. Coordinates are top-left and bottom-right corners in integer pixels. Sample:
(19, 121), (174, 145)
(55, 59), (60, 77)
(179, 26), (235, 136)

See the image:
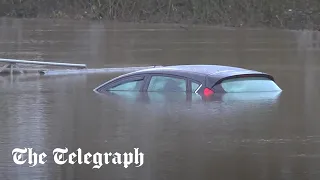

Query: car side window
(191, 82), (201, 92)
(147, 76), (187, 92)
(109, 80), (143, 91)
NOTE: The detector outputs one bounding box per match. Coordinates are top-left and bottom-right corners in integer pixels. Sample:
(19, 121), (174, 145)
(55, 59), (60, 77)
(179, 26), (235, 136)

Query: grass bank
(1, 0), (320, 30)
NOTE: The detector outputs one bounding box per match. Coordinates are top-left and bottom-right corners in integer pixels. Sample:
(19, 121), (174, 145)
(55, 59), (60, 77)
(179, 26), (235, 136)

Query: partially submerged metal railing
(0, 58), (86, 75)
(0, 58), (161, 76)
(40, 66), (161, 75)
(0, 58), (87, 68)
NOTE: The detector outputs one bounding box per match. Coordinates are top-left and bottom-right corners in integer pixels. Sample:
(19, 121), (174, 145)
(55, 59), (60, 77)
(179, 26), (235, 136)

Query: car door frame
(98, 74), (147, 92)
(142, 73), (191, 92)
(188, 79), (203, 93)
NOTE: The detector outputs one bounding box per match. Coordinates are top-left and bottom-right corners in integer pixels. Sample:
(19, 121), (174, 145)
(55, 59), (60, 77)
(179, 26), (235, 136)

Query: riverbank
(1, 0), (320, 30)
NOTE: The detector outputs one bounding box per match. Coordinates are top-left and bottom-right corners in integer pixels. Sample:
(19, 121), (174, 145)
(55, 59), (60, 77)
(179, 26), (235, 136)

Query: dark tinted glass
(191, 82), (201, 92)
(109, 80), (143, 91)
(148, 76), (186, 92)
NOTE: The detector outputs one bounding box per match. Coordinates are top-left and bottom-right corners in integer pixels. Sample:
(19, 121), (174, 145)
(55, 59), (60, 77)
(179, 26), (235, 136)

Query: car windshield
(220, 77), (281, 92)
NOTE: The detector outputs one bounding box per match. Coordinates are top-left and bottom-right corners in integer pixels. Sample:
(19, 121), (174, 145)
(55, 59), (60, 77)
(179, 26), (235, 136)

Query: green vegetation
(1, 0), (319, 29)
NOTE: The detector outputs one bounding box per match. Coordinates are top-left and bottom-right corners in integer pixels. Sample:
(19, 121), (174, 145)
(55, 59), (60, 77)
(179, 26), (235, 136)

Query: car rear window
(220, 77), (281, 92)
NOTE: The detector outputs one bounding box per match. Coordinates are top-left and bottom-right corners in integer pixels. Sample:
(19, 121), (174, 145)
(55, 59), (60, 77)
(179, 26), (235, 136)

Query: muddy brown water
(0, 17), (320, 180)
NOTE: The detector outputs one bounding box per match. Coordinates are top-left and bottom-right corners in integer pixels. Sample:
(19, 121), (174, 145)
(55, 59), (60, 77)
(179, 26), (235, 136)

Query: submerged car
(93, 65), (282, 96)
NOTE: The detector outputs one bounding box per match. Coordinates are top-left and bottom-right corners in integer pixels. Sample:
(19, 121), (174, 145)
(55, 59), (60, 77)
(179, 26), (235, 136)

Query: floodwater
(0, 17), (320, 180)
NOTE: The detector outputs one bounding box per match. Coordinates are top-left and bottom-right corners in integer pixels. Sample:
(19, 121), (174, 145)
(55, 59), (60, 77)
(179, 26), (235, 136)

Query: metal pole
(10, 64), (13, 76)
(0, 58), (87, 69)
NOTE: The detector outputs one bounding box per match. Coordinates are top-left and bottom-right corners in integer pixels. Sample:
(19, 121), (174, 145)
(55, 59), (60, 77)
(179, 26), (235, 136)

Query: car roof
(131, 65), (268, 77)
